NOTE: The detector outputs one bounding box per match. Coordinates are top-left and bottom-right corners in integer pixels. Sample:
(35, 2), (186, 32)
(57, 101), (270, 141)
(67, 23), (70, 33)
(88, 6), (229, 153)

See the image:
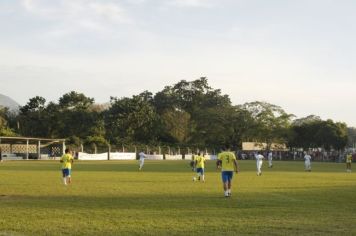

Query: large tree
(240, 101), (294, 149)
(18, 96), (48, 137)
(290, 117), (348, 151)
(105, 92), (157, 145)
(0, 106), (16, 136)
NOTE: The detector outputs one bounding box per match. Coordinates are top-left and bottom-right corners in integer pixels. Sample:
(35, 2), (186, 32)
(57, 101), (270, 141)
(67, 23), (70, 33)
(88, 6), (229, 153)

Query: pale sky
(0, 0), (355, 126)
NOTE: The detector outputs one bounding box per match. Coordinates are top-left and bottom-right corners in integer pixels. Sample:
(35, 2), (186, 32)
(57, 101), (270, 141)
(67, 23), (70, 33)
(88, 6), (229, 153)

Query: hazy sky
(0, 0), (355, 126)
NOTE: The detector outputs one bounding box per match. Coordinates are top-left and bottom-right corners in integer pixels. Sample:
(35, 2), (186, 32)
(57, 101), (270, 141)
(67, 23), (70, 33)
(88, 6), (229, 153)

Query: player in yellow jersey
(193, 152), (206, 182)
(216, 147), (239, 197)
(60, 148), (74, 185)
(346, 152), (353, 173)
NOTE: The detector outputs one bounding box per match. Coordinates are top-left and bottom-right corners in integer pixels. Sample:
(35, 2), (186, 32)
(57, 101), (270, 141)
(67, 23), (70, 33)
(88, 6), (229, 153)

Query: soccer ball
(192, 177), (197, 182)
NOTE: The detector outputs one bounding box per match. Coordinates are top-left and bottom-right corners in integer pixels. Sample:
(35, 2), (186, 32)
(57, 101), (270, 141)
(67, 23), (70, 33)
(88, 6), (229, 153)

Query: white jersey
(139, 152), (146, 161)
(256, 154), (264, 162)
(268, 152), (272, 161)
(304, 155), (311, 163)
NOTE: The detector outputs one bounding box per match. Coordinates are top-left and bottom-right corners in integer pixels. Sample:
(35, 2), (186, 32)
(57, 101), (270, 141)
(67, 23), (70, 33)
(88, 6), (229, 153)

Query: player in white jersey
(138, 151), (147, 170)
(268, 151), (273, 168)
(255, 152), (264, 176)
(304, 152), (312, 172)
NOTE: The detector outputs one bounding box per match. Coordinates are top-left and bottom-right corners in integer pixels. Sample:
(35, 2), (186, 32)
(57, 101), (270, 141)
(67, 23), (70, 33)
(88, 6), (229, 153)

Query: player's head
(65, 148), (70, 154)
(222, 144), (231, 151)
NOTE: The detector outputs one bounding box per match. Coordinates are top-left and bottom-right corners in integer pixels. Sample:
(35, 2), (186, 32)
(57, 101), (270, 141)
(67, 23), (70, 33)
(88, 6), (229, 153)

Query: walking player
(268, 151), (273, 168)
(304, 152), (312, 172)
(139, 151), (147, 171)
(216, 147), (239, 197)
(193, 152), (206, 182)
(60, 148), (74, 185)
(346, 152), (352, 173)
(256, 152), (264, 176)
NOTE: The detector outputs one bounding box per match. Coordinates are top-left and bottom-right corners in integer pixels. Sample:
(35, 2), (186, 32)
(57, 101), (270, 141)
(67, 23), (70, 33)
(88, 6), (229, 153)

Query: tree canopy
(1, 78), (350, 151)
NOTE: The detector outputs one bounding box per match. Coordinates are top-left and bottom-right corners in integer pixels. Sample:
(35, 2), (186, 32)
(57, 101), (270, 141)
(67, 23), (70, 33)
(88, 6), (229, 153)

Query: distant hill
(0, 94), (20, 112)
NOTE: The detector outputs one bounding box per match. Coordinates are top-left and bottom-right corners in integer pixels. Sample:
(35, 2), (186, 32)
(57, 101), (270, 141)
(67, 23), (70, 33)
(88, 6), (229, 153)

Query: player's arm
(216, 160), (222, 170)
(234, 159), (239, 173)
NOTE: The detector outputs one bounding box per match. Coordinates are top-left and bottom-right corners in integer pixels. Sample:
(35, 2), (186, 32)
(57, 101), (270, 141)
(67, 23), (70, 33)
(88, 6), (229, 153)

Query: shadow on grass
(0, 160), (349, 174)
(1, 184), (355, 212)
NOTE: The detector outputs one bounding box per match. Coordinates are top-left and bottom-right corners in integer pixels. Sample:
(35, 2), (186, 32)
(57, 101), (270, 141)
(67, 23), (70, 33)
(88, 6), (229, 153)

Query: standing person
(60, 148), (74, 185)
(216, 147), (239, 197)
(304, 152), (312, 172)
(256, 152), (264, 176)
(268, 151), (273, 168)
(138, 151), (147, 171)
(193, 152), (206, 182)
(346, 152), (352, 173)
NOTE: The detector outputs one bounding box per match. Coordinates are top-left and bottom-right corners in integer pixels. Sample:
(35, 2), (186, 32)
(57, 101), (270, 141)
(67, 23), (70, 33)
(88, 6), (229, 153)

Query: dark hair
(222, 144), (231, 151)
(65, 148), (70, 154)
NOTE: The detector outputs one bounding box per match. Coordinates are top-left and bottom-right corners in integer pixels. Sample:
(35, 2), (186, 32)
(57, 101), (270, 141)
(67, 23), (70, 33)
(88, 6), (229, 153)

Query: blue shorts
(62, 168), (71, 177)
(221, 171), (233, 183)
(196, 168), (204, 175)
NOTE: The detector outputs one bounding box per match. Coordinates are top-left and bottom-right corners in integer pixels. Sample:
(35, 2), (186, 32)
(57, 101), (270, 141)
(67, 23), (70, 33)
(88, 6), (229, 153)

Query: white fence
(165, 155), (183, 160)
(77, 152), (137, 160)
(59, 152), (217, 161)
(78, 152), (108, 160)
(110, 152), (136, 160)
(145, 154), (164, 160)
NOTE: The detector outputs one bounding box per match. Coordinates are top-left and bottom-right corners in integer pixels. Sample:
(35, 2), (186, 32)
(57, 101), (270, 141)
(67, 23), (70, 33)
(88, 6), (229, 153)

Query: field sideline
(0, 160), (355, 236)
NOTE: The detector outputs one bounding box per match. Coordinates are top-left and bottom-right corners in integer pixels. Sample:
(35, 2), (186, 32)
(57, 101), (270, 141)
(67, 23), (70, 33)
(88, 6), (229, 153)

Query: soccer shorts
(196, 168), (204, 175)
(62, 168), (71, 177)
(222, 171), (233, 183)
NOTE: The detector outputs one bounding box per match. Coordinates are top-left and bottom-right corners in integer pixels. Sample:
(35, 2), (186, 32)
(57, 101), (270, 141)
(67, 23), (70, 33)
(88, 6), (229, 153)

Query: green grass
(0, 160), (355, 235)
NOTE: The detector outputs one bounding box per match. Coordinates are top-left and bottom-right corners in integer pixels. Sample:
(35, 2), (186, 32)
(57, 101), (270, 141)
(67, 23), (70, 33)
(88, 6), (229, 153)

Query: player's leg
(62, 169), (67, 185)
(259, 161), (263, 175)
(227, 172), (233, 196)
(347, 163), (351, 172)
(67, 169), (72, 184)
(257, 162), (262, 175)
(201, 168), (205, 182)
(222, 172), (229, 197)
(139, 159), (144, 170)
(196, 168), (202, 181)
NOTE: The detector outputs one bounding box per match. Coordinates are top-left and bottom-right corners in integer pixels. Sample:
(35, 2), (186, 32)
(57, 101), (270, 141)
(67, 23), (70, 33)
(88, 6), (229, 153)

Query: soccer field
(0, 160), (355, 236)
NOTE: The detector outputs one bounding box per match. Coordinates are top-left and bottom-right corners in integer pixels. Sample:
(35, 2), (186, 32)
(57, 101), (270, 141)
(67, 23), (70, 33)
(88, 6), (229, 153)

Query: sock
(228, 189), (231, 194)
(63, 177), (67, 185)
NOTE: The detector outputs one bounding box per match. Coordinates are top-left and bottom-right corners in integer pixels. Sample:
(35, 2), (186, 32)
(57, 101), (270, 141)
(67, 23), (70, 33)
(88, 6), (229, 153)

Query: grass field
(0, 160), (355, 236)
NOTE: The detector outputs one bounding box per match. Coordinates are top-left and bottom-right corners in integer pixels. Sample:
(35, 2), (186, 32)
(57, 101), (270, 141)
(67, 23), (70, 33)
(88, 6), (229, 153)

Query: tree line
(0, 78), (350, 151)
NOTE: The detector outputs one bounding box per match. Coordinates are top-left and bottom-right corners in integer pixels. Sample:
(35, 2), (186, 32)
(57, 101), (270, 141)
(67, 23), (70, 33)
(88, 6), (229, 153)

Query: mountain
(0, 94), (20, 112)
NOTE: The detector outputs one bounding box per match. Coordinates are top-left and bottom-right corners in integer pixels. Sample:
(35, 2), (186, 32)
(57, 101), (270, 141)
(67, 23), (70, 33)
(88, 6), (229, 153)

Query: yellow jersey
(218, 152), (237, 171)
(195, 156), (205, 168)
(346, 154), (352, 163)
(60, 153), (73, 169)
